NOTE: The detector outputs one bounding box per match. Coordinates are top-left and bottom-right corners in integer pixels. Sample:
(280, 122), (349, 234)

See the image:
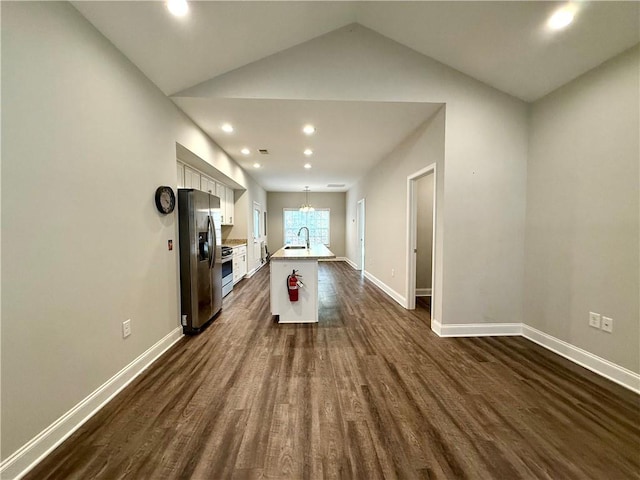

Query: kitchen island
(270, 244), (335, 323)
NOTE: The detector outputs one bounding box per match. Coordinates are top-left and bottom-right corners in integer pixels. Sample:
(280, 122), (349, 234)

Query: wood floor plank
(23, 262), (640, 480)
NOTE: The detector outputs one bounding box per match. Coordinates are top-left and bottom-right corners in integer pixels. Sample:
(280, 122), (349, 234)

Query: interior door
(253, 202), (261, 263)
(356, 199), (365, 271)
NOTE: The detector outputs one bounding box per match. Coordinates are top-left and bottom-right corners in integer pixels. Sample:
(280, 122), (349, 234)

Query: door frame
(253, 201), (262, 265)
(406, 164), (436, 310)
(356, 198), (366, 271)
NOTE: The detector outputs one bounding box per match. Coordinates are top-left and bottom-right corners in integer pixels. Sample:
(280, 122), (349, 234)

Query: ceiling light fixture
(303, 149), (313, 156)
(221, 123), (234, 133)
(299, 187), (314, 212)
(253, 163), (261, 169)
(303, 125), (316, 135)
(241, 148), (250, 155)
(547, 6), (575, 30)
(304, 163), (312, 169)
(166, 0), (189, 17)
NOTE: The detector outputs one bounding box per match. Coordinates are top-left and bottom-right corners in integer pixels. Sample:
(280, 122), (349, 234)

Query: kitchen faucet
(297, 226), (310, 249)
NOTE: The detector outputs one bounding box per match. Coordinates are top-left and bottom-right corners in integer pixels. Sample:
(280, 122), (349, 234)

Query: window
(283, 208), (330, 246)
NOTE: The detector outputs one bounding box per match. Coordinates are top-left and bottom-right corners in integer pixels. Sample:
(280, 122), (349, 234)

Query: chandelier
(299, 186), (315, 212)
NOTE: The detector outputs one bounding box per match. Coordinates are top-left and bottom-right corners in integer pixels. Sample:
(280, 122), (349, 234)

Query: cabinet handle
(230, 217), (232, 224)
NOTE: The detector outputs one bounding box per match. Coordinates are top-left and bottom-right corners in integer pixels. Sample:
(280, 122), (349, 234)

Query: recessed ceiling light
(547, 7), (575, 30)
(253, 163), (261, 169)
(303, 149), (313, 156)
(221, 123), (234, 133)
(166, 0), (189, 17)
(304, 163), (312, 169)
(241, 148), (250, 155)
(303, 125), (316, 135)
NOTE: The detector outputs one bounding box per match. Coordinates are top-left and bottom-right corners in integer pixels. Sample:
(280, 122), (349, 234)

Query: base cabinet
(270, 260), (319, 323)
(232, 245), (247, 284)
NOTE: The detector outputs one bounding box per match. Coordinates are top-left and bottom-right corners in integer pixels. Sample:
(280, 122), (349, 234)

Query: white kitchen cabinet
(183, 166), (201, 190)
(232, 245), (247, 284)
(177, 162), (234, 224)
(226, 187), (235, 225)
(201, 175), (216, 196)
(176, 163), (184, 188)
(269, 245), (334, 323)
(215, 182), (226, 224)
(216, 182), (234, 226)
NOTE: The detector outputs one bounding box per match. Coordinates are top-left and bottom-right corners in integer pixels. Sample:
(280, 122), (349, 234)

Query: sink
(284, 245), (307, 250)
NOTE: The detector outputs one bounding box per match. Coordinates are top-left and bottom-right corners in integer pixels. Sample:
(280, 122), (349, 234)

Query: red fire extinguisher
(287, 270), (303, 302)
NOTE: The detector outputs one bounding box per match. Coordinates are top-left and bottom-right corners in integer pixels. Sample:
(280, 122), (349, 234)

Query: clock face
(160, 192), (172, 209)
(155, 186), (176, 214)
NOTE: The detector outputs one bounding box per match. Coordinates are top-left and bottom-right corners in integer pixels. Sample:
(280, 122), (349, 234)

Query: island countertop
(271, 244), (335, 260)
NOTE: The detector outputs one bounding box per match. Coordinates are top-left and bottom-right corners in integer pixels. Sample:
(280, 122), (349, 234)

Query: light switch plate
(122, 319), (132, 338)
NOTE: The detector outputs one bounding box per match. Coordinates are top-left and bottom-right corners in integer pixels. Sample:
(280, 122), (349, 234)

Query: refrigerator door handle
(208, 214), (216, 269)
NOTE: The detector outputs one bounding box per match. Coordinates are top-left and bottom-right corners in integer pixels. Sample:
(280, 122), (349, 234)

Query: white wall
(196, 23), (528, 327)
(416, 173), (434, 290)
(267, 192), (346, 257)
(243, 174), (268, 272)
(525, 46), (640, 372)
(346, 109), (446, 321)
(1, 2), (265, 460)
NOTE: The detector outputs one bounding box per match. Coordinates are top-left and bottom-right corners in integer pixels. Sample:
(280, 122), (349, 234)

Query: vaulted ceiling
(73, 1), (639, 191)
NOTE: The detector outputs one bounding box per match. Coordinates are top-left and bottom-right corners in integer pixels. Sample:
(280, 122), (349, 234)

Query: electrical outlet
(588, 312), (601, 329)
(391, 268), (395, 277)
(601, 316), (613, 333)
(122, 319), (132, 338)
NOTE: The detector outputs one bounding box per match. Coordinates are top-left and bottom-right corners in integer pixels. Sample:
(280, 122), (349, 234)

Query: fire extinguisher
(287, 269), (303, 302)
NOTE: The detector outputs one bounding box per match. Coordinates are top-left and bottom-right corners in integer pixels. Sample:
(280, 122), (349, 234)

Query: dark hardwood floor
(26, 262), (639, 479)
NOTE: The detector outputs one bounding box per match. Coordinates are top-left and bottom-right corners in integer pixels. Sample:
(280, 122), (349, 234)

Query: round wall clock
(155, 186), (176, 214)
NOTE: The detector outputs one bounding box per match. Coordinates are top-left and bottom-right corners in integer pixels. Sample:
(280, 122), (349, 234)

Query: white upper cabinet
(215, 182), (226, 224)
(226, 187), (235, 225)
(183, 165), (201, 190)
(176, 163), (185, 188)
(177, 162), (235, 225)
(201, 176), (216, 196)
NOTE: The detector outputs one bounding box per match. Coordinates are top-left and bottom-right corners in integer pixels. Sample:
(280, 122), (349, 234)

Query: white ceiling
(72, 1), (640, 192)
(172, 98), (442, 192)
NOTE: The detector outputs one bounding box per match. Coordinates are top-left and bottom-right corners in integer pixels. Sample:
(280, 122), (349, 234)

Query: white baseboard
(245, 261), (267, 278)
(428, 320), (639, 394)
(435, 322), (522, 337)
(342, 257), (358, 270)
(431, 319), (442, 336)
(363, 270), (407, 308)
(355, 269), (640, 393)
(0, 327), (184, 480)
(522, 325), (640, 394)
(416, 288), (432, 296)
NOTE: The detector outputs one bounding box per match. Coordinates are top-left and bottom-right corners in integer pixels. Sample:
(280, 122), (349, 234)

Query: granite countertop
(271, 244), (335, 260)
(222, 239), (247, 247)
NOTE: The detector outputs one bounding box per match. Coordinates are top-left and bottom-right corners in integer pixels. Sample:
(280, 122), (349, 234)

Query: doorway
(356, 198), (365, 271)
(406, 164), (436, 312)
(253, 201), (262, 264)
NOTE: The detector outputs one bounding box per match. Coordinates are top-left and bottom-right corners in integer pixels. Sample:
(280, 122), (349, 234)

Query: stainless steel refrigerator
(178, 189), (222, 334)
